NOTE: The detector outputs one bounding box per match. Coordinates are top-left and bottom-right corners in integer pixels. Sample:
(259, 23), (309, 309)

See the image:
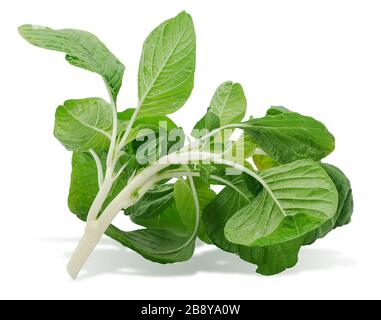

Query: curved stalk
(89, 149), (104, 188)
(68, 149), (265, 278)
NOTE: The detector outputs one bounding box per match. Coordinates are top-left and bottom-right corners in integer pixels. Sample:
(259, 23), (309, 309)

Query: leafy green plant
(19, 11), (353, 278)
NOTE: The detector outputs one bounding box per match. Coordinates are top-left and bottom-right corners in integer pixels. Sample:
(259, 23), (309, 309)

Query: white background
(0, 0), (380, 300)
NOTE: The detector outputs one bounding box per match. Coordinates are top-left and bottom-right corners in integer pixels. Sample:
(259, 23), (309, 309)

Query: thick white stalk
(68, 149), (264, 278)
(86, 170), (114, 222)
(85, 82), (120, 222)
(67, 169), (161, 279)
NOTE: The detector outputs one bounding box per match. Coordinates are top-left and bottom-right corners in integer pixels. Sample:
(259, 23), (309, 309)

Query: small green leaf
(209, 81), (247, 126)
(224, 160), (338, 247)
(106, 225), (195, 263)
(138, 11), (196, 117)
(54, 98), (112, 152)
(18, 25), (124, 101)
(244, 112), (335, 163)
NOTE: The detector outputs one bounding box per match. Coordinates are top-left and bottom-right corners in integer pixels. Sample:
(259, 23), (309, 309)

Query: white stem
(67, 170), (160, 279)
(104, 80), (118, 168)
(159, 170), (250, 202)
(113, 161), (129, 182)
(84, 82), (120, 223)
(114, 102), (142, 160)
(86, 172), (114, 222)
(68, 149), (263, 278)
(89, 149), (104, 187)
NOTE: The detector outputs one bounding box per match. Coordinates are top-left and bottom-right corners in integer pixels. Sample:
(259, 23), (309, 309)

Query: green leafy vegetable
(19, 11), (353, 279)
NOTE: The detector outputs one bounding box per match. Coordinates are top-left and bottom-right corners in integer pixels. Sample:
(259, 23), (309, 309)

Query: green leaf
(238, 238), (303, 275)
(243, 112), (335, 163)
(138, 11), (196, 117)
(203, 174), (302, 275)
(174, 178), (216, 233)
(227, 132), (256, 161)
(128, 177), (215, 242)
(209, 81), (247, 126)
(303, 163), (354, 245)
(54, 98), (112, 152)
(192, 109), (220, 135)
(68, 151), (137, 220)
(224, 160), (338, 247)
(106, 225), (195, 263)
(18, 25), (124, 101)
(253, 153), (279, 170)
(128, 184), (190, 236)
(266, 106), (290, 116)
(204, 175), (254, 253)
(118, 108), (179, 131)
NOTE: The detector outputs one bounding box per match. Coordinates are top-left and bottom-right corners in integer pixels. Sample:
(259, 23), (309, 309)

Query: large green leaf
(138, 11), (196, 117)
(68, 151), (137, 220)
(106, 225), (195, 264)
(18, 25), (124, 101)
(203, 174), (302, 275)
(303, 163), (354, 245)
(54, 98), (113, 152)
(224, 160), (338, 247)
(243, 112), (335, 163)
